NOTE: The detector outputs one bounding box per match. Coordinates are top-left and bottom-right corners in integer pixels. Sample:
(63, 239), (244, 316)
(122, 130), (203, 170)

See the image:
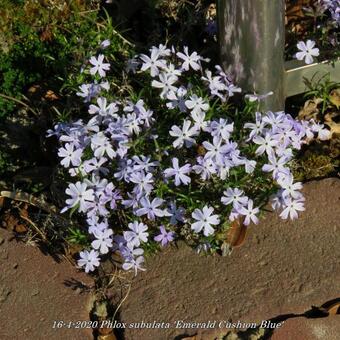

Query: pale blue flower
(164, 158), (191, 186)
(154, 226), (175, 246)
(89, 54), (110, 77)
(191, 206), (220, 236)
(78, 250), (100, 273)
(92, 228), (113, 254)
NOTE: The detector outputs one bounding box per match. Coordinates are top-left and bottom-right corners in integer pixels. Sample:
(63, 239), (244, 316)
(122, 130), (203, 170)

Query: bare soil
(0, 178), (339, 340)
(119, 178), (340, 340)
(0, 228), (94, 340)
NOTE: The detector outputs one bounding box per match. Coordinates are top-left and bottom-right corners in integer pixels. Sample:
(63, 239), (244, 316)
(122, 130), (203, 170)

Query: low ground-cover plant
(287, 0), (340, 64)
(48, 43), (331, 275)
(0, 0), (131, 118)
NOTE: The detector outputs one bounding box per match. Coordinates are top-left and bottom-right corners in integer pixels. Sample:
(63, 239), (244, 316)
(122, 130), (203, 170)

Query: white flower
(201, 70), (226, 96)
(136, 197), (166, 220)
(277, 173), (303, 199)
(62, 181), (94, 213)
(176, 46), (202, 71)
(140, 49), (166, 77)
(169, 120), (199, 148)
(165, 63), (182, 77)
(209, 118), (234, 140)
(253, 133), (279, 155)
(167, 202), (185, 225)
(151, 44), (171, 57)
(221, 188), (248, 208)
(245, 91), (273, 102)
(238, 199), (260, 225)
(295, 40), (319, 65)
(191, 110), (208, 130)
(202, 136), (230, 165)
(100, 39), (110, 49)
(310, 122), (331, 140)
(166, 86), (187, 112)
(225, 83), (242, 97)
(91, 229), (113, 254)
(130, 171), (154, 196)
(244, 112), (266, 140)
(151, 73), (178, 98)
(122, 253), (146, 276)
(77, 250), (100, 273)
(123, 221), (149, 248)
(261, 150), (289, 180)
(191, 206), (220, 236)
(88, 97), (118, 117)
(58, 143), (83, 168)
(89, 54), (110, 77)
(185, 95), (209, 115)
(280, 197), (305, 220)
(91, 133), (116, 159)
(164, 158), (191, 186)
(193, 156), (217, 180)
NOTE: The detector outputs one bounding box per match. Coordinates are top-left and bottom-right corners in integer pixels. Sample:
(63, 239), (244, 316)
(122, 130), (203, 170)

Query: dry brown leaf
(324, 112), (340, 136)
(0, 196), (4, 210)
(0, 190), (57, 214)
(181, 336), (197, 340)
(65, 243), (84, 257)
(27, 85), (41, 94)
(2, 213), (27, 233)
(298, 98), (323, 121)
(226, 216), (247, 248)
(329, 89), (340, 108)
(44, 90), (59, 101)
(98, 328), (117, 340)
(19, 203), (29, 219)
(40, 27), (53, 42)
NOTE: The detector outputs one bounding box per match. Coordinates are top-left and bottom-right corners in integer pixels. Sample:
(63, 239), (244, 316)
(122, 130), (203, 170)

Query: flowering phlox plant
(291, 1), (339, 63)
(48, 42), (331, 275)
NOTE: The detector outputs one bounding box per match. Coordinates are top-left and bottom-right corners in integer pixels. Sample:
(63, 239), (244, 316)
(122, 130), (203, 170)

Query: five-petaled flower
(295, 40), (319, 65)
(77, 250), (100, 273)
(164, 158), (191, 186)
(89, 54), (111, 77)
(191, 206), (220, 236)
(62, 181), (94, 213)
(154, 225), (175, 246)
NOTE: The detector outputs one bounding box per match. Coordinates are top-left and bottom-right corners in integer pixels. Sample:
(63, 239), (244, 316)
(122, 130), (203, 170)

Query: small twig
(112, 283), (131, 321)
(0, 191), (58, 214)
(0, 93), (39, 116)
(19, 213), (47, 241)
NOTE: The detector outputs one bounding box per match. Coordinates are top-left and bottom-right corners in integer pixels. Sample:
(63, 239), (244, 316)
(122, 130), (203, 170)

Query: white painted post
(218, 0), (286, 111)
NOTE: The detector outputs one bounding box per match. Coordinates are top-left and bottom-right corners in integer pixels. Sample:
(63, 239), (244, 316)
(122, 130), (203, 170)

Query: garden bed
(0, 1), (339, 340)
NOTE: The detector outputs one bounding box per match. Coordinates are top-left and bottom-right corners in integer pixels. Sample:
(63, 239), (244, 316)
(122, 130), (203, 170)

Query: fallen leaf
(19, 203), (29, 219)
(0, 190), (57, 214)
(14, 223), (27, 233)
(2, 213), (27, 233)
(40, 27), (53, 42)
(329, 89), (340, 109)
(298, 98), (323, 121)
(27, 85), (41, 94)
(44, 90), (59, 101)
(0, 196), (4, 210)
(324, 112), (340, 137)
(226, 217), (247, 247)
(98, 327), (117, 340)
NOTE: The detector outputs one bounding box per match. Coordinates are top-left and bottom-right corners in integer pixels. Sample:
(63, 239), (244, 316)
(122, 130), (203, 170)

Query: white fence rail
(218, 0), (340, 110)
